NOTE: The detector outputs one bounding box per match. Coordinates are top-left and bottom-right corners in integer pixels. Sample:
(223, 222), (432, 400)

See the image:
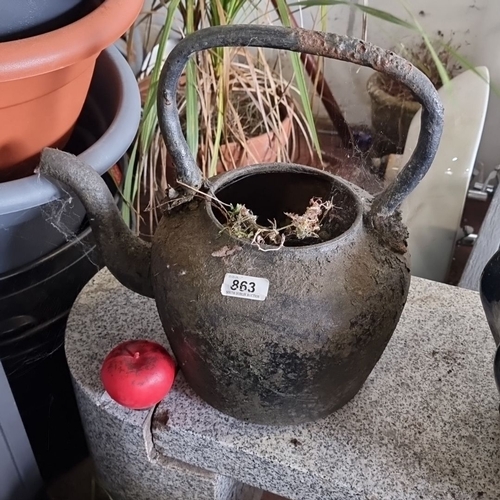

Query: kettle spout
(38, 148), (155, 299)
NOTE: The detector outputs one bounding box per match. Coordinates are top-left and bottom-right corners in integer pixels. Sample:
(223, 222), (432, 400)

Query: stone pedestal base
(76, 387), (262, 500)
(66, 270), (500, 500)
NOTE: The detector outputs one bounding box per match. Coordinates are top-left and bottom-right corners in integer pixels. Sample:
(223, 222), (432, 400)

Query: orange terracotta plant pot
(164, 114), (294, 187)
(216, 114), (293, 174)
(0, 0), (143, 182)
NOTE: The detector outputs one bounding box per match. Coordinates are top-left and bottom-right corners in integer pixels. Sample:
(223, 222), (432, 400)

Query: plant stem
(185, 0), (199, 156)
(210, 83), (226, 177)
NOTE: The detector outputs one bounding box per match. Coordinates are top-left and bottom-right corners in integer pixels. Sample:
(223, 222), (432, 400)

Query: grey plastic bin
(0, 45), (140, 274)
(0, 0), (94, 42)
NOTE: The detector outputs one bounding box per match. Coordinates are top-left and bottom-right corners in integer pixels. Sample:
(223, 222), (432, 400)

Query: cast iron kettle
(40, 25), (443, 425)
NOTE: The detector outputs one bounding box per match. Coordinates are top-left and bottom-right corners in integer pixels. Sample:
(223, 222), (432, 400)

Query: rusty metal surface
(151, 164), (410, 424)
(38, 148), (155, 298)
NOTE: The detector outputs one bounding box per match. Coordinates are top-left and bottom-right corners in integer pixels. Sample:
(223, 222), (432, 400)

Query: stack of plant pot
(0, 0), (143, 485)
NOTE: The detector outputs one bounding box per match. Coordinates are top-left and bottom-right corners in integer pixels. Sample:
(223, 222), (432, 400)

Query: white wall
(275, 0), (500, 171)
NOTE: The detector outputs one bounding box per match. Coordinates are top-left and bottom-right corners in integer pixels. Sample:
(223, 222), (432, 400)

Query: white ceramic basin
(386, 66), (490, 282)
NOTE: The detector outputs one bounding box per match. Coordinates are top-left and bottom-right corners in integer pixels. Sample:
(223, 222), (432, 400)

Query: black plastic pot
(0, 221), (102, 482)
(0, 0), (98, 43)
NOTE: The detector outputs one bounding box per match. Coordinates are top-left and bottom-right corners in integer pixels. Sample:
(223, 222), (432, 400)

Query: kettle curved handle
(158, 25), (444, 216)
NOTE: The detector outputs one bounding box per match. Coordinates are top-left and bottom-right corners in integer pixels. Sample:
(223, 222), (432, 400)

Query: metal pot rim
(205, 162), (364, 252)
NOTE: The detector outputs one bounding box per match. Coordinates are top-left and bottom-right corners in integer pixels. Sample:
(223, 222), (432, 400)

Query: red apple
(100, 340), (176, 410)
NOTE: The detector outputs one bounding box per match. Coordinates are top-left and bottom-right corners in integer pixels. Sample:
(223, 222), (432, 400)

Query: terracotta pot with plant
(183, 47), (298, 177)
(122, 0), (324, 236)
(0, 0), (143, 182)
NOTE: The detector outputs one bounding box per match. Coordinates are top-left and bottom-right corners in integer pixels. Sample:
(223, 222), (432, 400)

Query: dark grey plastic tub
(0, 45), (140, 274)
(0, 0), (96, 42)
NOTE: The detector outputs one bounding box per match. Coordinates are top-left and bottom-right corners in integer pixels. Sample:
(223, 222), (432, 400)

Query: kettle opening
(207, 165), (360, 247)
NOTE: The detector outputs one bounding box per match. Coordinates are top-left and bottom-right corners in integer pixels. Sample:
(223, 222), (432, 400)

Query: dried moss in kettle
(219, 197), (336, 250)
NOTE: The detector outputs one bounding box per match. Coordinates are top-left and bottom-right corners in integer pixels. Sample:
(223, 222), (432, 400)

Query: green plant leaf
(441, 42), (499, 96)
(185, 0), (199, 157)
(398, 2), (450, 87)
(185, 61), (199, 156)
(420, 35), (450, 87)
(276, 0), (322, 159)
(122, 0), (180, 226)
(353, 4), (416, 30)
(141, 0), (180, 126)
(210, 86), (225, 177)
(121, 141), (138, 226)
(302, 0), (495, 92)
(295, 0), (455, 88)
(293, 0), (416, 29)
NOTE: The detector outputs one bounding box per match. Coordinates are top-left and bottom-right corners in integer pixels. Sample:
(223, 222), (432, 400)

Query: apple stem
(123, 347), (141, 358)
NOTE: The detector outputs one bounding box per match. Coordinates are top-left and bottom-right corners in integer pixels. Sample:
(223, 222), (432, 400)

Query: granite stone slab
(76, 384), (241, 500)
(66, 269), (500, 500)
(66, 270), (262, 500)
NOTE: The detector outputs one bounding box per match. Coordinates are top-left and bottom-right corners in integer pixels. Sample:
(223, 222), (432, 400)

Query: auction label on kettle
(221, 273), (269, 301)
